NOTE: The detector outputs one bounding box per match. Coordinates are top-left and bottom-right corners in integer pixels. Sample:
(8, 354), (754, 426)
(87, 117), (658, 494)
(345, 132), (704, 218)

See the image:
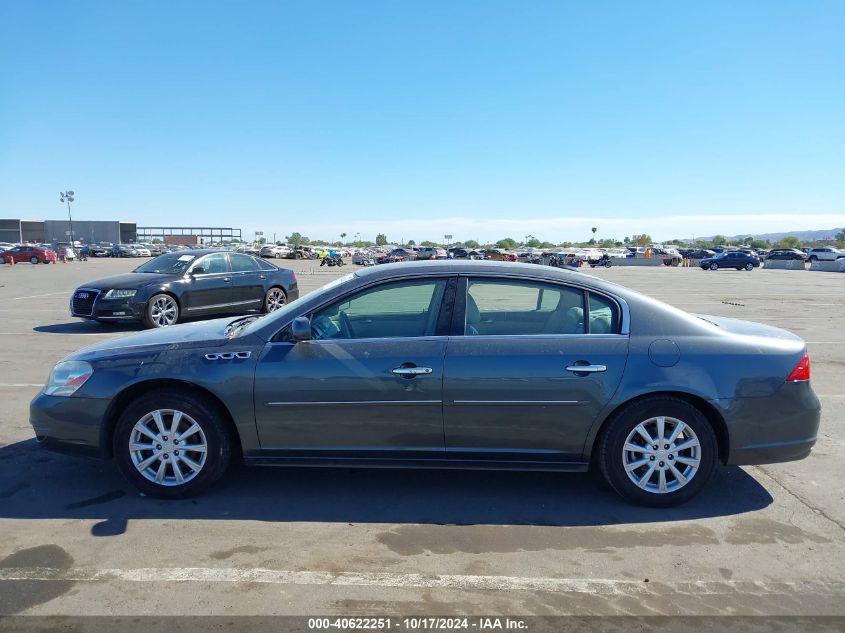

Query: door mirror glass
(190, 266), (205, 276)
(291, 316), (312, 341)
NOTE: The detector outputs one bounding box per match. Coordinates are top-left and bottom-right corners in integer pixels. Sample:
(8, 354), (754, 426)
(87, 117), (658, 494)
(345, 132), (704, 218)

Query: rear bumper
(30, 392), (111, 459)
(716, 382), (821, 465)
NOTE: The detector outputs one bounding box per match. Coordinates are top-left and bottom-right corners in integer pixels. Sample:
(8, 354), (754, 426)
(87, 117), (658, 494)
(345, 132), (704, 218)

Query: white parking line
(0, 383), (43, 388)
(12, 291), (69, 300)
(0, 567), (841, 597)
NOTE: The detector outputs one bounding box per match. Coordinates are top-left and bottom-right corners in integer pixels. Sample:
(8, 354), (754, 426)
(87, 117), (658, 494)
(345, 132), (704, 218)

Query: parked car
(806, 247), (845, 262)
(69, 249), (299, 328)
(111, 244), (140, 258)
(34, 260), (820, 506)
(448, 248), (483, 260)
(352, 251), (377, 266)
(81, 244), (111, 258)
(699, 251), (760, 271)
(378, 248), (417, 263)
(130, 244), (152, 257)
(142, 243), (165, 257)
(260, 244), (292, 259)
(686, 249), (716, 260)
(2, 244), (57, 264)
(766, 249), (807, 261)
(416, 247), (447, 260)
(286, 245), (318, 260)
(482, 249), (518, 262)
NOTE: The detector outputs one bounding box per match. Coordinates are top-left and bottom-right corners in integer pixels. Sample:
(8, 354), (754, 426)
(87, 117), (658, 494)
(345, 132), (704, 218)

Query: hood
(78, 272), (178, 290)
(70, 316), (242, 360)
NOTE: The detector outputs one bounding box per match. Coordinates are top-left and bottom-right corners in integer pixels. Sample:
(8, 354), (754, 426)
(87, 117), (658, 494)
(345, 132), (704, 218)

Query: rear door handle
(223, 277), (231, 283)
(565, 364), (607, 373)
(392, 366), (433, 376)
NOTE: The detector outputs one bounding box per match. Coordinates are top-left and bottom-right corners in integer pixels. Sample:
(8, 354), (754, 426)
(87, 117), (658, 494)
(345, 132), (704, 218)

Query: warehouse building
(136, 226), (243, 245)
(0, 218), (137, 245)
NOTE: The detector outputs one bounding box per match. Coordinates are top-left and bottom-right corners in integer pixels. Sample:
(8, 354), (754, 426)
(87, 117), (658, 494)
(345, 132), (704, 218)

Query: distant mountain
(692, 227), (843, 243)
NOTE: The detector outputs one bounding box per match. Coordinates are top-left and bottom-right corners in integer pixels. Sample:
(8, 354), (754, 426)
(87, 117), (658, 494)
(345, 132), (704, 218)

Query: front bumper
(30, 392), (111, 458)
(71, 293), (145, 321)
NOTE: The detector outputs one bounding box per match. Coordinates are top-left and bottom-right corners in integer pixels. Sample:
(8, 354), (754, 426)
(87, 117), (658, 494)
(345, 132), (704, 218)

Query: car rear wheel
(598, 396), (717, 507)
(744, 263), (754, 271)
(30, 256), (39, 264)
(113, 389), (232, 498)
(263, 287), (287, 313)
(144, 294), (180, 328)
(709, 263), (719, 270)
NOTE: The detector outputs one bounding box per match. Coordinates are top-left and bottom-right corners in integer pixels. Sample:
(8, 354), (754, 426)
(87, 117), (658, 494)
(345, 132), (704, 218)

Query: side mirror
(190, 267), (205, 276)
(290, 316), (312, 342)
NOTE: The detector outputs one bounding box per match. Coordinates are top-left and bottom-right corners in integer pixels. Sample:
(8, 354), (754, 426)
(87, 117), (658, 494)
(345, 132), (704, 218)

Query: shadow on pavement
(0, 439), (772, 536)
(33, 322), (143, 335)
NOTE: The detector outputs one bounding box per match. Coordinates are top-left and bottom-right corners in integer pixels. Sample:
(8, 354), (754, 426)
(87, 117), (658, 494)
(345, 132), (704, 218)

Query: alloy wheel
(150, 296), (178, 327)
(265, 288), (286, 312)
(621, 416), (701, 494)
(129, 409), (208, 486)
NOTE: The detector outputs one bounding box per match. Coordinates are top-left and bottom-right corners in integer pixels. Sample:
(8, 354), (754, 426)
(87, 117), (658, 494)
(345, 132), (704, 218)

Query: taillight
(786, 353), (811, 382)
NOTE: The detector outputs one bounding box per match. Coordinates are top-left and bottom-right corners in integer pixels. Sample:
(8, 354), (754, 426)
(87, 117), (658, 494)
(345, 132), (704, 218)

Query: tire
(808, 256), (817, 262)
(598, 396), (718, 507)
(744, 263), (753, 271)
(30, 256), (39, 264)
(262, 287), (287, 313)
(274, 253), (282, 259)
(709, 263), (719, 271)
(144, 293), (180, 328)
(112, 388), (232, 498)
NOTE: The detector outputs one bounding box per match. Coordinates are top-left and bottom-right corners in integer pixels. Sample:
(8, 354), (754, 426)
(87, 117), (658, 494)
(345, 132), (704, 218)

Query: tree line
(260, 230), (845, 250)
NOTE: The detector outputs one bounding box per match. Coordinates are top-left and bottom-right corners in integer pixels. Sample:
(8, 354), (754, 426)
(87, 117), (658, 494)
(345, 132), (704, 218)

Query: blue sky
(1, 1), (842, 243)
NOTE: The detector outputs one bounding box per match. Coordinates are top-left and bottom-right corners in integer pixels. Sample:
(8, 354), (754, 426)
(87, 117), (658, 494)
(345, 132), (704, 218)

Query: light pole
(59, 191), (75, 245)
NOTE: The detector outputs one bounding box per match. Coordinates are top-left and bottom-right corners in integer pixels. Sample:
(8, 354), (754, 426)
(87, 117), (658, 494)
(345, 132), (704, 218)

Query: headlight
(104, 289), (137, 299)
(44, 361), (93, 396)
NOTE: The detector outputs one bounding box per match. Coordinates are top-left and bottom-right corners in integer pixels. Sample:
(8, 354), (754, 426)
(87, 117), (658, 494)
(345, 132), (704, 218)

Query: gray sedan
(30, 261), (820, 506)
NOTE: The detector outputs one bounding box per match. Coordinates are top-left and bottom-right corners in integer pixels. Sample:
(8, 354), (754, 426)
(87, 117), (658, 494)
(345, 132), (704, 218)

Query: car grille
(72, 289), (99, 316)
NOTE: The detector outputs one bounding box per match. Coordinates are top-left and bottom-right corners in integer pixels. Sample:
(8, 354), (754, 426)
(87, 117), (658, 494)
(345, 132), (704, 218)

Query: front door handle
(223, 277), (231, 283)
(565, 363), (607, 374)
(392, 366), (433, 376)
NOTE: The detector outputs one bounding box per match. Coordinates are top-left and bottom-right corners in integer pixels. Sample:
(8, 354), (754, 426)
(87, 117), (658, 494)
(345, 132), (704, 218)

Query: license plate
(76, 293), (89, 299)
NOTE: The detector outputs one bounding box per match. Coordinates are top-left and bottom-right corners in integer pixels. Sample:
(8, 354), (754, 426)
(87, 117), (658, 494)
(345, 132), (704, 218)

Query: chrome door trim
(184, 298), (258, 312)
(264, 399), (442, 407)
(452, 400), (584, 405)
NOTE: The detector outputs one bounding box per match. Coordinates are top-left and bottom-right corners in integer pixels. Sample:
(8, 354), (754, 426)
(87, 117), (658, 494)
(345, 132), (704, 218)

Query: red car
(1, 245), (57, 264)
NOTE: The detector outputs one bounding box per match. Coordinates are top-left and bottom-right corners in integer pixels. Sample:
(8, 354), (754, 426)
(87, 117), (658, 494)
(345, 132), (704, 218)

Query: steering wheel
(339, 311), (354, 338)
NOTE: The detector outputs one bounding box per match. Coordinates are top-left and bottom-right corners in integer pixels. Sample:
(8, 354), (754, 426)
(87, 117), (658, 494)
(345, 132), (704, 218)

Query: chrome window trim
(265, 269), (631, 340)
(460, 272), (630, 336)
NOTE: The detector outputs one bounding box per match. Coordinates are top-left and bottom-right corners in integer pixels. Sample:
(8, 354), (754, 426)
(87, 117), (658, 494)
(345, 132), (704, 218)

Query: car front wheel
(709, 263), (719, 270)
(744, 263), (754, 271)
(30, 256), (39, 264)
(144, 294), (180, 328)
(113, 389), (232, 498)
(598, 396), (717, 507)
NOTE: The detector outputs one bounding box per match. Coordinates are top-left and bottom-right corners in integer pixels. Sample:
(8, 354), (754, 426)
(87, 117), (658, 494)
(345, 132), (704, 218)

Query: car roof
(352, 259), (628, 294)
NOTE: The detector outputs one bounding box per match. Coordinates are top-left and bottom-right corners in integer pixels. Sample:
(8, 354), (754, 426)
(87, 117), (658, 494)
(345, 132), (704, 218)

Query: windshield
(134, 252), (199, 275)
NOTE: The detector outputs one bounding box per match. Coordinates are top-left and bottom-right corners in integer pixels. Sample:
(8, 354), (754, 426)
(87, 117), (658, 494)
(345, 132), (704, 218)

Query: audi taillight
(786, 353), (811, 382)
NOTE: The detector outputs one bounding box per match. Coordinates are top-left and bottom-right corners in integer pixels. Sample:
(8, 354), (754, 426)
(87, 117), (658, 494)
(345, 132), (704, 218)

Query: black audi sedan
(38, 261), (819, 507)
(699, 251), (760, 271)
(70, 250), (298, 328)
